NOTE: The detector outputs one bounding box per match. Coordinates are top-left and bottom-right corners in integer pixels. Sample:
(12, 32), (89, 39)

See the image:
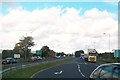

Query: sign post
(114, 50), (120, 58)
(14, 54), (20, 58)
(36, 50), (42, 56)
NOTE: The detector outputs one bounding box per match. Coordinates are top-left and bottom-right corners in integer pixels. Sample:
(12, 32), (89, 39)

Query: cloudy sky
(0, 0), (119, 53)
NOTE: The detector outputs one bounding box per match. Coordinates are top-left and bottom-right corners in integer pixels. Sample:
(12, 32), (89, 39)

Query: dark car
(2, 58), (18, 64)
(2, 59), (10, 64)
(90, 63), (120, 80)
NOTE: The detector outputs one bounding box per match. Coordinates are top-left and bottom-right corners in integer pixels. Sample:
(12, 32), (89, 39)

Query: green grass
(2, 64), (18, 70)
(97, 57), (116, 63)
(2, 57), (73, 78)
(2, 58), (47, 70)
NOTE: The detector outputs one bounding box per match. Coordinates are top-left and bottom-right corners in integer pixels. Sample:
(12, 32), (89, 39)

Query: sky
(0, 0), (119, 53)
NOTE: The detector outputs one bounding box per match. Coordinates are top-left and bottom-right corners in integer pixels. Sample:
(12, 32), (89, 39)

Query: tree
(2, 50), (13, 59)
(41, 46), (50, 57)
(48, 50), (56, 58)
(13, 36), (35, 60)
(75, 50), (84, 57)
(56, 52), (65, 56)
(79, 50), (84, 54)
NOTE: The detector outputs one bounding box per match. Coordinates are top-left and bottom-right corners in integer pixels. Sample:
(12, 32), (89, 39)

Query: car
(2, 58), (18, 64)
(2, 59), (10, 64)
(55, 56), (61, 59)
(89, 63), (120, 80)
(37, 56), (42, 60)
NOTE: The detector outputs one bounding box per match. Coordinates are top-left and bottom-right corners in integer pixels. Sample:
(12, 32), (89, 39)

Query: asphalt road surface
(32, 57), (103, 78)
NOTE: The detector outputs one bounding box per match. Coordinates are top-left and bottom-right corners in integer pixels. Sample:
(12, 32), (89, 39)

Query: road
(32, 57), (103, 78)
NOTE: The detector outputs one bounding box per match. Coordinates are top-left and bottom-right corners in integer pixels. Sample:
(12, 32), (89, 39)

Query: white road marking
(54, 70), (63, 75)
(77, 64), (86, 78)
(60, 70), (63, 74)
(78, 64), (80, 69)
(85, 63), (87, 64)
(31, 63), (64, 78)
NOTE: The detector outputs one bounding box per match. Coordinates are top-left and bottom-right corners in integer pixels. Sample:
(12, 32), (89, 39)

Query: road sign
(114, 50), (120, 58)
(14, 54), (20, 58)
(36, 50), (42, 56)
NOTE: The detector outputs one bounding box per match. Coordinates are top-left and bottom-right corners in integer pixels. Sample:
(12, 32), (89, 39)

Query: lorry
(87, 49), (97, 62)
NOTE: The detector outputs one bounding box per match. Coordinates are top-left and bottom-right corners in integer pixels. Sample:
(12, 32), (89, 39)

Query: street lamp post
(93, 41), (96, 49)
(91, 41), (96, 49)
(103, 33), (110, 52)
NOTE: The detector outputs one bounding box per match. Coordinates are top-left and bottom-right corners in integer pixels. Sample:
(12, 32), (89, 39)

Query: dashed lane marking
(85, 63), (87, 64)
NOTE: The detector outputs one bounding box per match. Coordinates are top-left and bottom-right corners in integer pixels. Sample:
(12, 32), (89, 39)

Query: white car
(37, 56), (42, 60)
(55, 56), (61, 59)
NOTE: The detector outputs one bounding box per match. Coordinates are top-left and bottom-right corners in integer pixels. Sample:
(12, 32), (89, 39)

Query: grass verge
(97, 57), (116, 63)
(2, 64), (18, 70)
(2, 57), (73, 78)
